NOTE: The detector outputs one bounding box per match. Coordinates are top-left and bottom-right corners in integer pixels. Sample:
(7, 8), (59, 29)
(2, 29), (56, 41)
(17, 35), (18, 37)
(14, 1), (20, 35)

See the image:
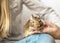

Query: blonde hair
(0, 0), (10, 39)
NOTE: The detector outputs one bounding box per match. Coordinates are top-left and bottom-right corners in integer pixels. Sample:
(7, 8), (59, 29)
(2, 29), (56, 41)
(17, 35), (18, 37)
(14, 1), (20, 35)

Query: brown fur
(24, 14), (43, 37)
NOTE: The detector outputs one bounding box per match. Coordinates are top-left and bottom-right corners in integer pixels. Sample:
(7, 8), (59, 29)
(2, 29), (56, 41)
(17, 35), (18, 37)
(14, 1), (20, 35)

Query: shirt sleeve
(44, 10), (60, 27)
(23, 0), (48, 12)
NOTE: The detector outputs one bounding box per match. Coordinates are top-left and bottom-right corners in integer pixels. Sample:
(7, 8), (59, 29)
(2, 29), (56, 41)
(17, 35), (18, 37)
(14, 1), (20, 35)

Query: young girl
(0, 0), (60, 43)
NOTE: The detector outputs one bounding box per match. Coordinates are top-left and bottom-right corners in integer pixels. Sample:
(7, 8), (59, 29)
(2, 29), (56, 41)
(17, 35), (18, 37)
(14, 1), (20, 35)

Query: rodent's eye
(35, 17), (37, 18)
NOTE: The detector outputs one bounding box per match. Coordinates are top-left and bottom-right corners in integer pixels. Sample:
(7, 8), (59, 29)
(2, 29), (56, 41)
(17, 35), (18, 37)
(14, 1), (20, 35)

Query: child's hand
(43, 21), (58, 34)
(43, 21), (60, 39)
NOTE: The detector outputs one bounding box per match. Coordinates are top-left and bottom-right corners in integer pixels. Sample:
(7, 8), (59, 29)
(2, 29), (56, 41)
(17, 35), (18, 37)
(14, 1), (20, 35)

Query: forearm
(53, 28), (60, 39)
(44, 9), (60, 39)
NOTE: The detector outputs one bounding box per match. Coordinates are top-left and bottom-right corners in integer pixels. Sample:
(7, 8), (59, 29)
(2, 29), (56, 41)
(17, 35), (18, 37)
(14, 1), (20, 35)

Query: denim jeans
(15, 34), (55, 43)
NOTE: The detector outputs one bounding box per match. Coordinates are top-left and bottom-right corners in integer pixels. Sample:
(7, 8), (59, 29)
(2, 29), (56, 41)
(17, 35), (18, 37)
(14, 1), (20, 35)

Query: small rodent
(24, 14), (43, 37)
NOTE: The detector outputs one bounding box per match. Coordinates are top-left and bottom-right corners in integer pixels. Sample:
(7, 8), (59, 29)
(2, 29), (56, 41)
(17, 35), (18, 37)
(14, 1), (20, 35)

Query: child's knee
(38, 34), (55, 43)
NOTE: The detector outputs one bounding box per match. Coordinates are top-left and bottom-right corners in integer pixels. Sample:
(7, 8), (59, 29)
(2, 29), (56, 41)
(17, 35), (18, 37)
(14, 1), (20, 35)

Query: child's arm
(43, 21), (60, 39)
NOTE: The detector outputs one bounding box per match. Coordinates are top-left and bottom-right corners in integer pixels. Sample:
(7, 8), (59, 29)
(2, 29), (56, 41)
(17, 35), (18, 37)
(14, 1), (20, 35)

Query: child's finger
(44, 20), (56, 28)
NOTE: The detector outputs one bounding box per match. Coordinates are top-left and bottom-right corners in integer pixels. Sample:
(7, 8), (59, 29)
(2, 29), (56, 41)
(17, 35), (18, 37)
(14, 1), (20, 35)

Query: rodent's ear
(32, 14), (34, 18)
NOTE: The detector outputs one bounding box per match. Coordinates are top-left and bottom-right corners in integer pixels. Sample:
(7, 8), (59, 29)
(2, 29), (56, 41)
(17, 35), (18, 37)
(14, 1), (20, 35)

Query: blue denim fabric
(15, 34), (55, 43)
